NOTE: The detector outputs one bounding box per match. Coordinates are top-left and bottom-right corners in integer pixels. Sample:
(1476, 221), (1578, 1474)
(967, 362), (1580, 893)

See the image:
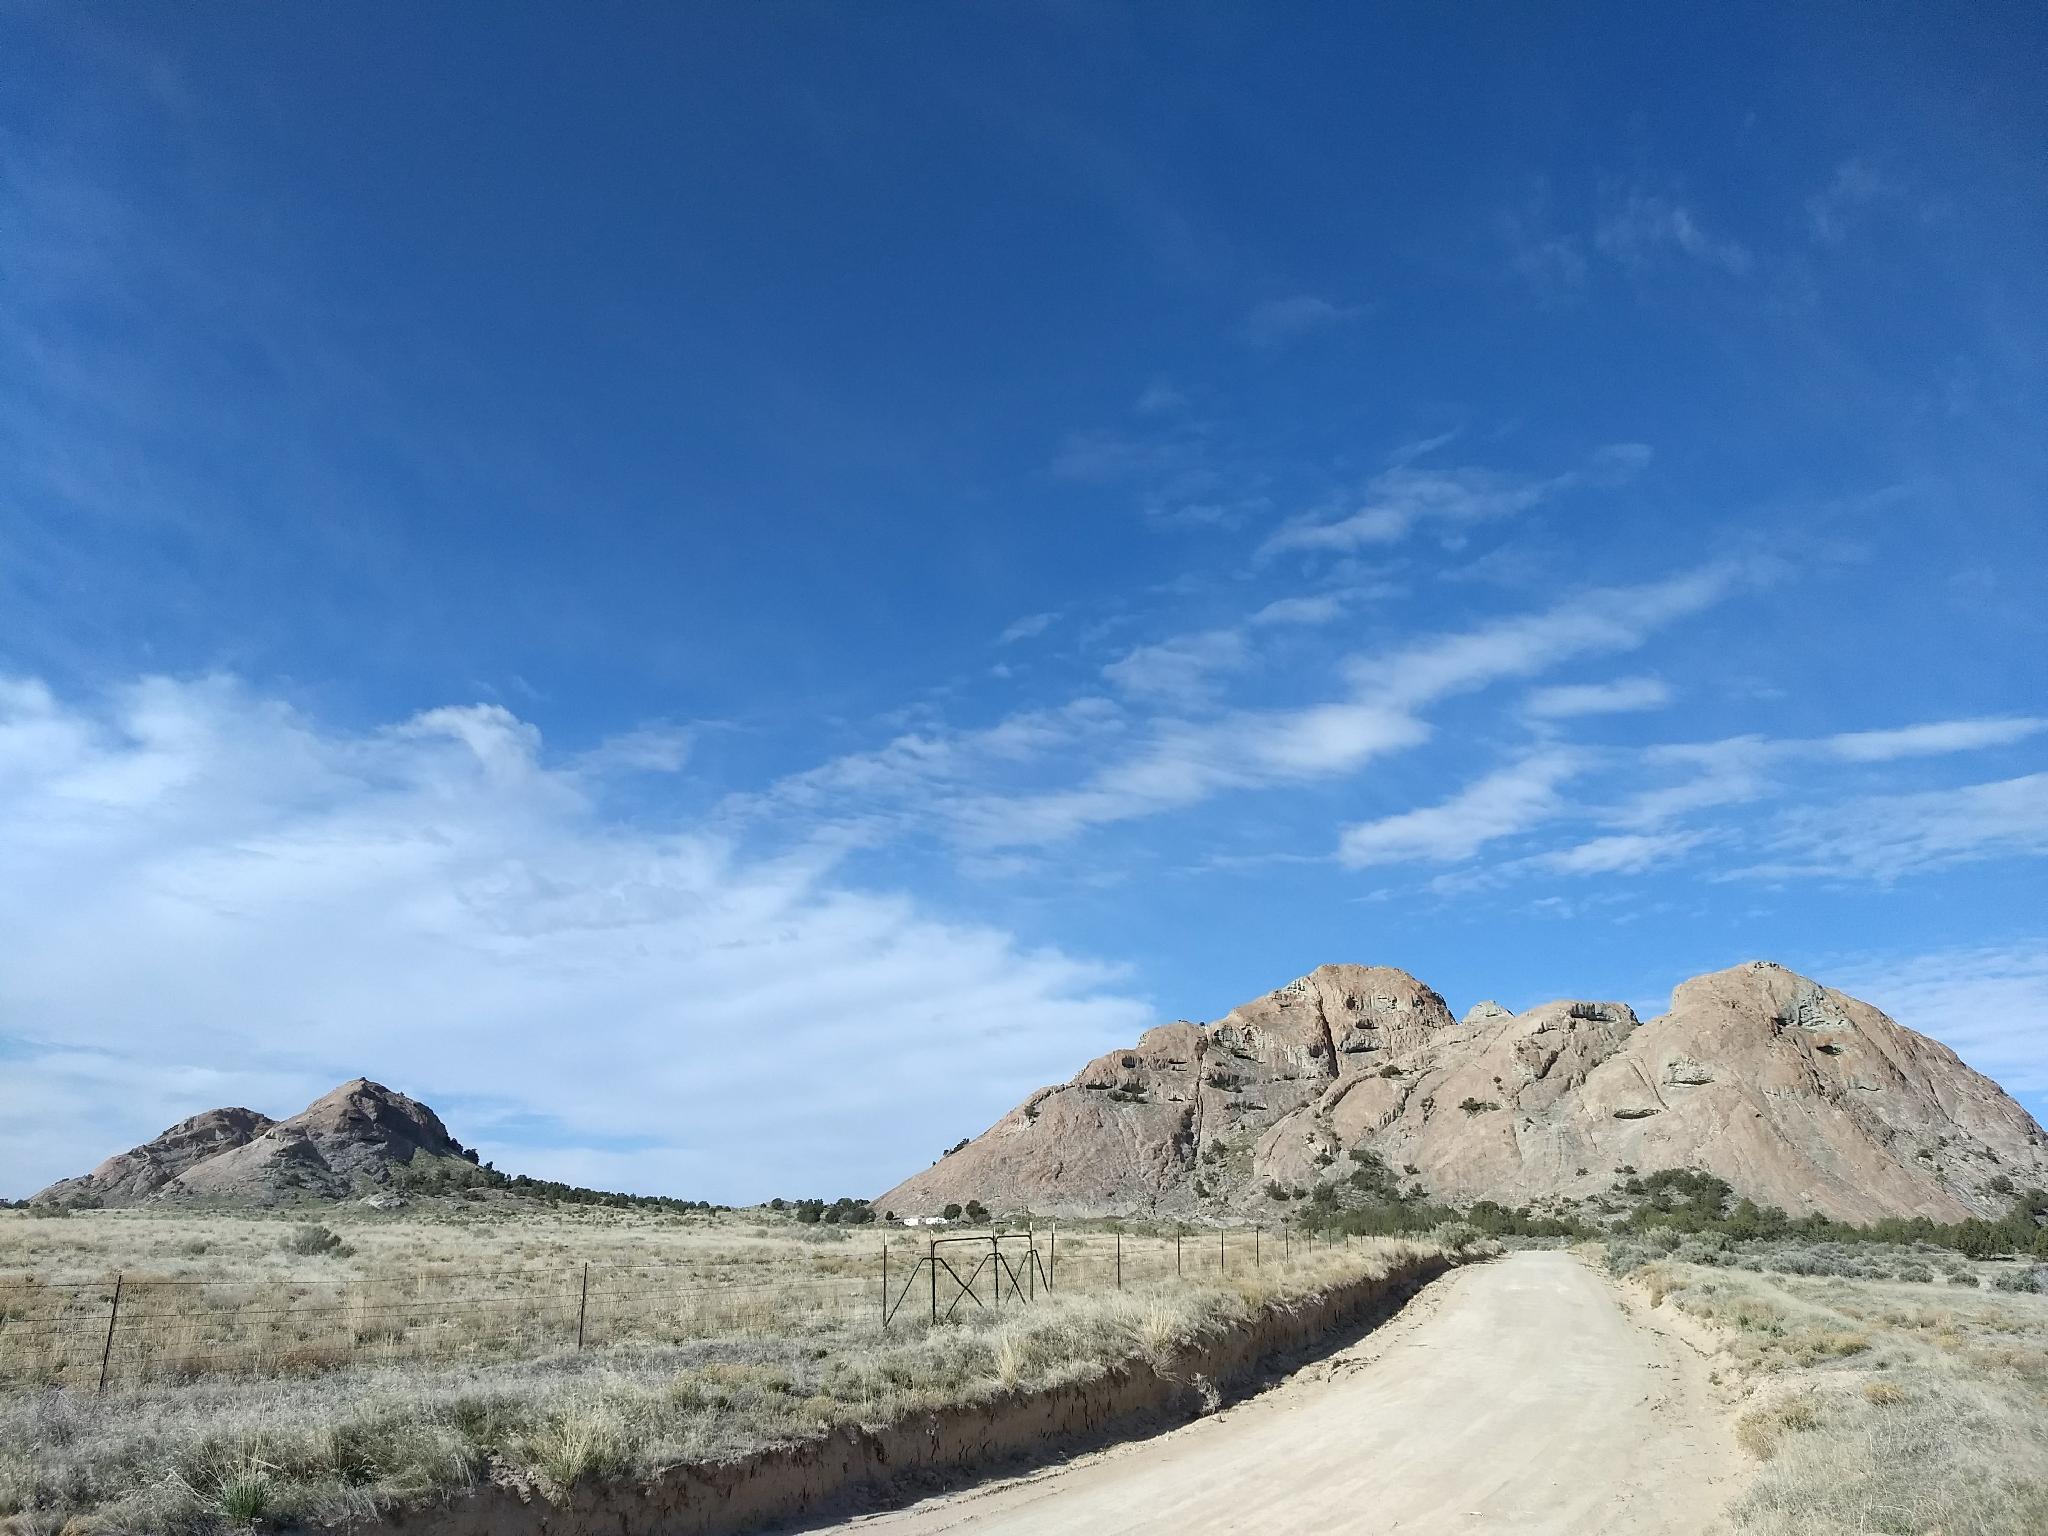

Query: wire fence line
(0, 1226), (1334, 1394)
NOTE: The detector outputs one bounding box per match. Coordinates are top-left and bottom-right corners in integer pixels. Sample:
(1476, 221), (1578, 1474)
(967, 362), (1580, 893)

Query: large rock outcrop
(30, 1107), (277, 1206)
(877, 961), (2048, 1225)
(32, 1079), (478, 1206)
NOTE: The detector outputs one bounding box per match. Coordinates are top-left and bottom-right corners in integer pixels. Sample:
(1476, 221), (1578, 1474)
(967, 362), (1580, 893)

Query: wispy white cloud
(1101, 629), (1248, 703)
(1523, 676), (1673, 719)
(1738, 772), (2048, 882)
(1364, 563), (1740, 707)
(574, 722), (694, 775)
(949, 564), (1746, 849)
(1249, 593), (1349, 627)
(1134, 379), (1187, 416)
(1623, 717), (2047, 828)
(1048, 429), (1187, 483)
(1239, 293), (1363, 348)
(756, 696), (1124, 821)
(1530, 830), (1704, 875)
(996, 610), (1060, 645)
(946, 702), (1431, 850)
(1499, 180), (1588, 299)
(1338, 751), (1582, 867)
(1595, 189), (1752, 275)
(1262, 442), (1651, 558)
(1822, 716), (2045, 762)
(1805, 160), (1897, 244)
(1387, 427), (1464, 465)
(0, 675), (1152, 1199)
(1396, 714), (2047, 896)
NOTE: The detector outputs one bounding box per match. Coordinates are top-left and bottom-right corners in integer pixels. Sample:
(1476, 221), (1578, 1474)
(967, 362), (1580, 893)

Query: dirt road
(827, 1249), (1738, 1535)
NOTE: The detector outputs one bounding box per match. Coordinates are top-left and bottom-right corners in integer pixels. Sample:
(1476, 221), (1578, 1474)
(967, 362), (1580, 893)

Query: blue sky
(3, 4), (2044, 1200)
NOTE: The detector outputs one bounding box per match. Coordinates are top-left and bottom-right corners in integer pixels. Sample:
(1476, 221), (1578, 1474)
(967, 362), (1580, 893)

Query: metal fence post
(1176, 1229), (1182, 1278)
(991, 1236), (1000, 1307)
(1049, 1226), (1056, 1290)
(96, 1274), (123, 1395)
(1115, 1229), (1122, 1291)
(928, 1240), (938, 1325)
(881, 1242), (889, 1329)
(575, 1262), (590, 1349)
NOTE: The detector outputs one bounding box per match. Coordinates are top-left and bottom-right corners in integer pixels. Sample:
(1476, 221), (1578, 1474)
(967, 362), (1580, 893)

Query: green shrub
(217, 1471), (272, 1525)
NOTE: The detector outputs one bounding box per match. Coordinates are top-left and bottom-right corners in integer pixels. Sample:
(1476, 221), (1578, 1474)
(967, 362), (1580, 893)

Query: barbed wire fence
(0, 1224), (1345, 1394)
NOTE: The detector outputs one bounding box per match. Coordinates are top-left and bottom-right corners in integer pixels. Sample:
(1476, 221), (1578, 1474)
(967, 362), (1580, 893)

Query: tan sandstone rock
(875, 961), (2048, 1224)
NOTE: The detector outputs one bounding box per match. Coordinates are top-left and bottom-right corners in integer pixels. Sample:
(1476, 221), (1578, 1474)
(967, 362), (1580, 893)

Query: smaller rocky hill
(32, 1079), (480, 1206)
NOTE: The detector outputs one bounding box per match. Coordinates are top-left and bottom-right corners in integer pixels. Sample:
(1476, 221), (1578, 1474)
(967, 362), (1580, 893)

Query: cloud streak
(1262, 443), (1651, 558)
(996, 611), (1060, 645)
(1523, 676), (1672, 719)
(1338, 751), (1582, 867)
(1739, 772), (2048, 882)
(1239, 294), (1363, 348)
(1595, 189), (1752, 275)
(953, 563), (1747, 848)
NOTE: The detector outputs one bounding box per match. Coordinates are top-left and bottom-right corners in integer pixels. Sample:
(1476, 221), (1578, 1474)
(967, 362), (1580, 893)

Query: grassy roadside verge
(2, 1236), (1461, 1535)
(1605, 1247), (2048, 1535)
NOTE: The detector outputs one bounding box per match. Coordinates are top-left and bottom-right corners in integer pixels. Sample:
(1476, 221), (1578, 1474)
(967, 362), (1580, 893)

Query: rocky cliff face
(876, 961), (2048, 1225)
(32, 1079), (477, 1206)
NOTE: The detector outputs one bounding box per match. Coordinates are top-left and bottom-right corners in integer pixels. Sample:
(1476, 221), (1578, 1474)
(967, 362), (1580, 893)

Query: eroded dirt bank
(331, 1251), (1451, 1536)
(819, 1250), (1740, 1535)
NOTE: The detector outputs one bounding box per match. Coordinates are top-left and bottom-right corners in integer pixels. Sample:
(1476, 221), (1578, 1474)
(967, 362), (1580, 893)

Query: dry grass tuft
(525, 1401), (627, 1494)
(1735, 1394), (1823, 1461)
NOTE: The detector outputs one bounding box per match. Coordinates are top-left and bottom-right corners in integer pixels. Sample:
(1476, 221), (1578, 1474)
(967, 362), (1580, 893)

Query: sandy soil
(823, 1249), (1739, 1535)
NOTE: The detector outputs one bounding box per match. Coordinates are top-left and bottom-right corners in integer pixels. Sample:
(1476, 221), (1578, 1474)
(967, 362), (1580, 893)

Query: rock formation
(32, 1079), (479, 1206)
(30, 1107), (277, 1205)
(876, 961), (2048, 1225)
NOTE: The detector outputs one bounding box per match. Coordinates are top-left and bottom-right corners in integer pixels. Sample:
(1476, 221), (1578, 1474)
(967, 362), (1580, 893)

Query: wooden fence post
(96, 1274), (123, 1395)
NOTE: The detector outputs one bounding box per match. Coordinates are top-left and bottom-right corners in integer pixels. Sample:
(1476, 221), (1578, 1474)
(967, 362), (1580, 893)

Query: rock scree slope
(32, 1078), (478, 1206)
(877, 960), (2048, 1224)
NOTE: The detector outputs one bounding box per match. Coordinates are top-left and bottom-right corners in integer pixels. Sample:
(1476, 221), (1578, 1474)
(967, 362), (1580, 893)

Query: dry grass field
(0, 1203), (1448, 1534)
(1618, 1251), (2048, 1535)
